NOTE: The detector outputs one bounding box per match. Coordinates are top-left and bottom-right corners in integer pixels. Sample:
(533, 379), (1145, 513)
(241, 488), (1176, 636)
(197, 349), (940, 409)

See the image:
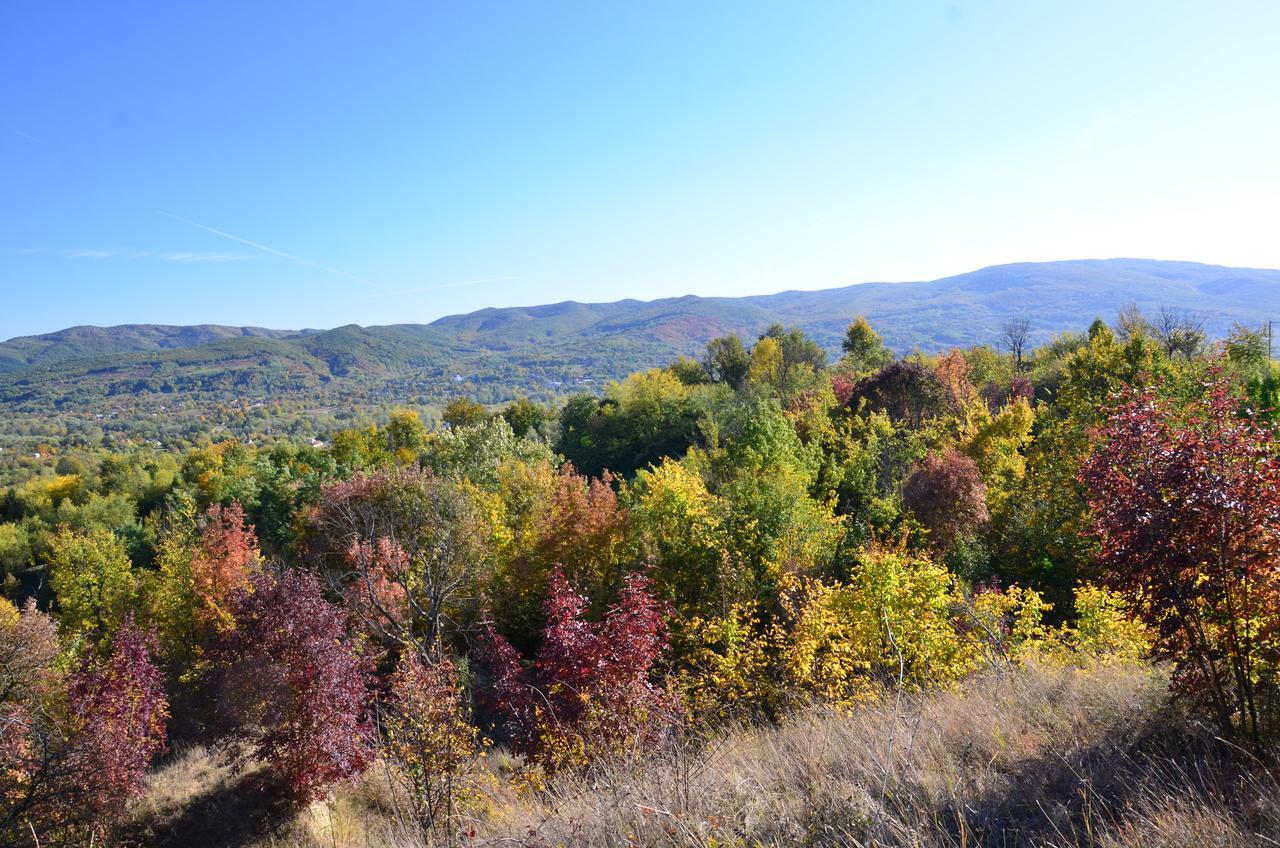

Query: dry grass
(133, 662), (1280, 848)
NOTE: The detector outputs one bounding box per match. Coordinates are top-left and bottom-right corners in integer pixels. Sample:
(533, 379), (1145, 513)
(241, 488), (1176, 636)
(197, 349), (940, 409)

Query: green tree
(47, 526), (136, 639)
(703, 334), (751, 390)
(500, 397), (548, 438)
(839, 317), (893, 375)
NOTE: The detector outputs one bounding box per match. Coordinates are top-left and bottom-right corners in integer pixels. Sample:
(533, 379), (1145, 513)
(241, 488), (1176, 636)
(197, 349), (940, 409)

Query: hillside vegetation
(2, 302), (1279, 846)
(2, 258), (1277, 455)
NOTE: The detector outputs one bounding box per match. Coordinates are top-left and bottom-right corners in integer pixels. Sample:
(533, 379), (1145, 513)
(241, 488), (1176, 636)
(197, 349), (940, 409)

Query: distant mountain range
(2, 258), (1278, 439)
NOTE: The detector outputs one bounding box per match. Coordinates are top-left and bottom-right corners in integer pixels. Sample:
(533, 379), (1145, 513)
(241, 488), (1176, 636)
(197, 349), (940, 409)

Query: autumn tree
(1083, 373), (1280, 746)
(190, 502), (260, 630)
(479, 569), (671, 774)
(749, 324), (827, 401)
(385, 408), (429, 463)
(306, 467), (489, 658)
(442, 397), (489, 429)
(0, 598), (65, 843)
(67, 619), (169, 826)
(149, 499), (261, 676)
(488, 464), (631, 650)
(903, 448), (989, 551)
(1, 604), (168, 844)
(935, 348), (978, 410)
(848, 361), (954, 428)
(380, 652), (481, 834)
(212, 569), (374, 802)
(990, 321), (1168, 606)
(628, 458), (729, 626)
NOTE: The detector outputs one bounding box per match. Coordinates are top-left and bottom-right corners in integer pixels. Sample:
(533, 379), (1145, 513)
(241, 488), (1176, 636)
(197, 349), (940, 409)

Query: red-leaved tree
(213, 569), (374, 802)
(479, 569), (672, 773)
(1083, 373), (1280, 746)
(903, 447), (990, 551)
(68, 618), (169, 823)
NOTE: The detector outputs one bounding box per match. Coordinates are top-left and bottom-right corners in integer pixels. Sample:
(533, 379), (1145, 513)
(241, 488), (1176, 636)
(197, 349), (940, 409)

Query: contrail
(12, 129), (57, 148)
(356, 274), (539, 299)
(158, 211), (376, 287)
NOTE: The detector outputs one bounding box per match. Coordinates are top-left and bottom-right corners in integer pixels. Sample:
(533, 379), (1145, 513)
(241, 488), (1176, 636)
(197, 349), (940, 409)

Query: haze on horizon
(3, 1), (1278, 340)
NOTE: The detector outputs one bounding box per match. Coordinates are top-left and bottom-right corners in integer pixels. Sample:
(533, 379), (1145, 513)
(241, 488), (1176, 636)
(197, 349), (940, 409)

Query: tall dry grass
(133, 661), (1280, 848)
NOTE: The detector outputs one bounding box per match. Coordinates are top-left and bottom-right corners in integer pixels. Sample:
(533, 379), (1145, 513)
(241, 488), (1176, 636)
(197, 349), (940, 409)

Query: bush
(479, 569), (673, 775)
(212, 569), (374, 803)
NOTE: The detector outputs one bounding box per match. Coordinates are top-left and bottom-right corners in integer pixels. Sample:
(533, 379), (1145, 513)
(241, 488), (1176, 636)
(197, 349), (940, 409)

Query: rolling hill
(2, 258), (1277, 445)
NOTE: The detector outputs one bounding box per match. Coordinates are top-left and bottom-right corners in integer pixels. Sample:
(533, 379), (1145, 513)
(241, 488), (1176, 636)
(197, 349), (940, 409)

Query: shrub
(67, 618), (169, 822)
(213, 569), (374, 802)
(479, 569), (672, 775)
(1083, 373), (1280, 746)
(381, 652), (483, 833)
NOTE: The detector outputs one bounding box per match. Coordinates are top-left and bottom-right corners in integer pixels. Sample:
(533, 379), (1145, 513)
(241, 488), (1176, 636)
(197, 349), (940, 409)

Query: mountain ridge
(2, 259), (1277, 442)
(8, 258), (1278, 369)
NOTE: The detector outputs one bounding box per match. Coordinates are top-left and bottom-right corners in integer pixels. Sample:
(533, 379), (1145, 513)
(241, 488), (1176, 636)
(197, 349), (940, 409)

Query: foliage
(480, 569), (672, 775)
(628, 458), (728, 624)
(212, 569), (374, 802)
(840, 316), (894, 375)
(849, 361), (955, 428)
(902, 447), (989, 551)
(0, 306), (1245, 836)
(500, 396), (549, 437)
(703, 334), (751, 390)
(420, 415), (555, 489)
(779, 548), (980, 707)
(0, 599), (64, 843)
(1, 605), (169, 845)
(306, 466), (490, 652)
(381, 651), (483, 833)
(442, 397), (490, 429)
(1083, 371), (1280, 747)
(66, 619), (169, 823)
(46, 526), (136, 639)
(1061, 583), (1149, 662)
(487, 464), (631, 650)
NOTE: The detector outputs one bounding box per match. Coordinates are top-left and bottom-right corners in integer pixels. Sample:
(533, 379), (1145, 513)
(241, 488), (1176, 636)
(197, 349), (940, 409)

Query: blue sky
(3, 1), (1278, 339)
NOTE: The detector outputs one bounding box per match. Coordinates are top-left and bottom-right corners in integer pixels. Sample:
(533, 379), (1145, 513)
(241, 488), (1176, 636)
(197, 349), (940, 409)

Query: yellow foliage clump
(678, 603), (780, 717)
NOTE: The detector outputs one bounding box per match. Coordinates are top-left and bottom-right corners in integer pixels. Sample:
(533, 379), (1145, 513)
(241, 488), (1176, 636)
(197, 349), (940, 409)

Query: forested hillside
(2, 258), (1277, 457)
(3, 304), (1279, 846)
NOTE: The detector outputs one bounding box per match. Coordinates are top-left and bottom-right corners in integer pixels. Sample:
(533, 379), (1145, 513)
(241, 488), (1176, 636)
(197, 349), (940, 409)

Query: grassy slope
(133, 662), (1280, 848)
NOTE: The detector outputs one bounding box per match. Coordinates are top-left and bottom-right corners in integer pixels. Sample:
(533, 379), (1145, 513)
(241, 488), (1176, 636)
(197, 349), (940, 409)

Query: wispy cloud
(162, 251), (249, 264)
(12, 129), (57, 149)
(159, 211), (376, 286)
(355, 274), (540, 299)
(10, 247), (251, 264)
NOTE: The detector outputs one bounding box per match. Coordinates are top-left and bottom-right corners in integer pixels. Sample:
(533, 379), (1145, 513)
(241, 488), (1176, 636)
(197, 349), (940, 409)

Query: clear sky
(3, 1), (1278, 339)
